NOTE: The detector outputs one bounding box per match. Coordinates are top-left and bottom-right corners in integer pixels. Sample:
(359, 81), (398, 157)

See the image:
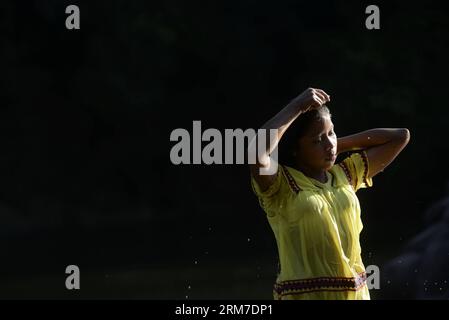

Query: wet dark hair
(279, 105), (332, 167)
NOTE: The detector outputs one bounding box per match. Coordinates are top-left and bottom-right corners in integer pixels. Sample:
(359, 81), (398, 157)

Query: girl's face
(296, 115), (337, 170)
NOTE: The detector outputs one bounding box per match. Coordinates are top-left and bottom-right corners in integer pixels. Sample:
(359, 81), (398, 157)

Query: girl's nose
(323, 138), (334, 151)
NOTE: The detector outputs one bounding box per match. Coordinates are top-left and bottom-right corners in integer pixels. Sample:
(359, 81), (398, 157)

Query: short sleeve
(339, 150), (373, 192)
(250, 166), (288, 218)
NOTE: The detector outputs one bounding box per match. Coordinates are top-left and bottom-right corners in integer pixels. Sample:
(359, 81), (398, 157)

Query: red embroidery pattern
(359, 150), (370, 185)
(338, 161), (353, 189)
(273, 272), (367, 299)
(281, 166), (301, 194)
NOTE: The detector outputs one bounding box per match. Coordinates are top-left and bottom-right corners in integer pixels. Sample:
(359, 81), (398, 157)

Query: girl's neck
(295, 163), (328, 183)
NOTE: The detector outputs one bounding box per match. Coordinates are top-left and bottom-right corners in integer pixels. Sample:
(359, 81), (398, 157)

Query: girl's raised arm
(337, 128), (411, 179)
(249, 88), (330, 192)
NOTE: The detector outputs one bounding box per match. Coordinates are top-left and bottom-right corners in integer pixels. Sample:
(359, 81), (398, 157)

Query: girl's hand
(288, 88), (331, 113)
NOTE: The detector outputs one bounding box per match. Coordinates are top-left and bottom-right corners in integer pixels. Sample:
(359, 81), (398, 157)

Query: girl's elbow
(397, 128), (411, 143)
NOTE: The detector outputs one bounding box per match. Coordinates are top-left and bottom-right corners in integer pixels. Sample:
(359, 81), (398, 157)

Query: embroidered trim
(273, 272), (367, 299)
(359, 150), (370, 186)
(338, 161), (353, 189)
(280, 165), (301, 194)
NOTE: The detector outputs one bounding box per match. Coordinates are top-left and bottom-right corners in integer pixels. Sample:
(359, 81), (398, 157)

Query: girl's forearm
(337, 128), (409, 154)
(249, 88), (329, 161)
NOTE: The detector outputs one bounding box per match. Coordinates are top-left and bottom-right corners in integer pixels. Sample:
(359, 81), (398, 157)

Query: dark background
(0, 0), (448, 299)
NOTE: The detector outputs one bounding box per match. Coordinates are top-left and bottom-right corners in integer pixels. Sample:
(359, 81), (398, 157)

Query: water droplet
(188, 285), (191, 290)
(205, 251), (209, 255)
(247, 238), (251, 242)
(367, 137), (371, 140)
(387, 280), (391, 284)
(414, 269), (418, 273)
(208, 227), (212, 231)
(186, 295), (189, 299)
(194, 260), (198, 265)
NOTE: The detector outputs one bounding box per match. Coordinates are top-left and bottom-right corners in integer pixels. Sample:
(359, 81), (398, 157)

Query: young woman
(249, 88), (410, 300)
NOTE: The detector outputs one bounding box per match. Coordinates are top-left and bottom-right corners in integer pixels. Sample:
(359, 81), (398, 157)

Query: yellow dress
(251, 151), (373, 300)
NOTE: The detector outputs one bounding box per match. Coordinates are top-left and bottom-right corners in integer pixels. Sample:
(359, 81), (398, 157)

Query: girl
(249, 88), (410, 300)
